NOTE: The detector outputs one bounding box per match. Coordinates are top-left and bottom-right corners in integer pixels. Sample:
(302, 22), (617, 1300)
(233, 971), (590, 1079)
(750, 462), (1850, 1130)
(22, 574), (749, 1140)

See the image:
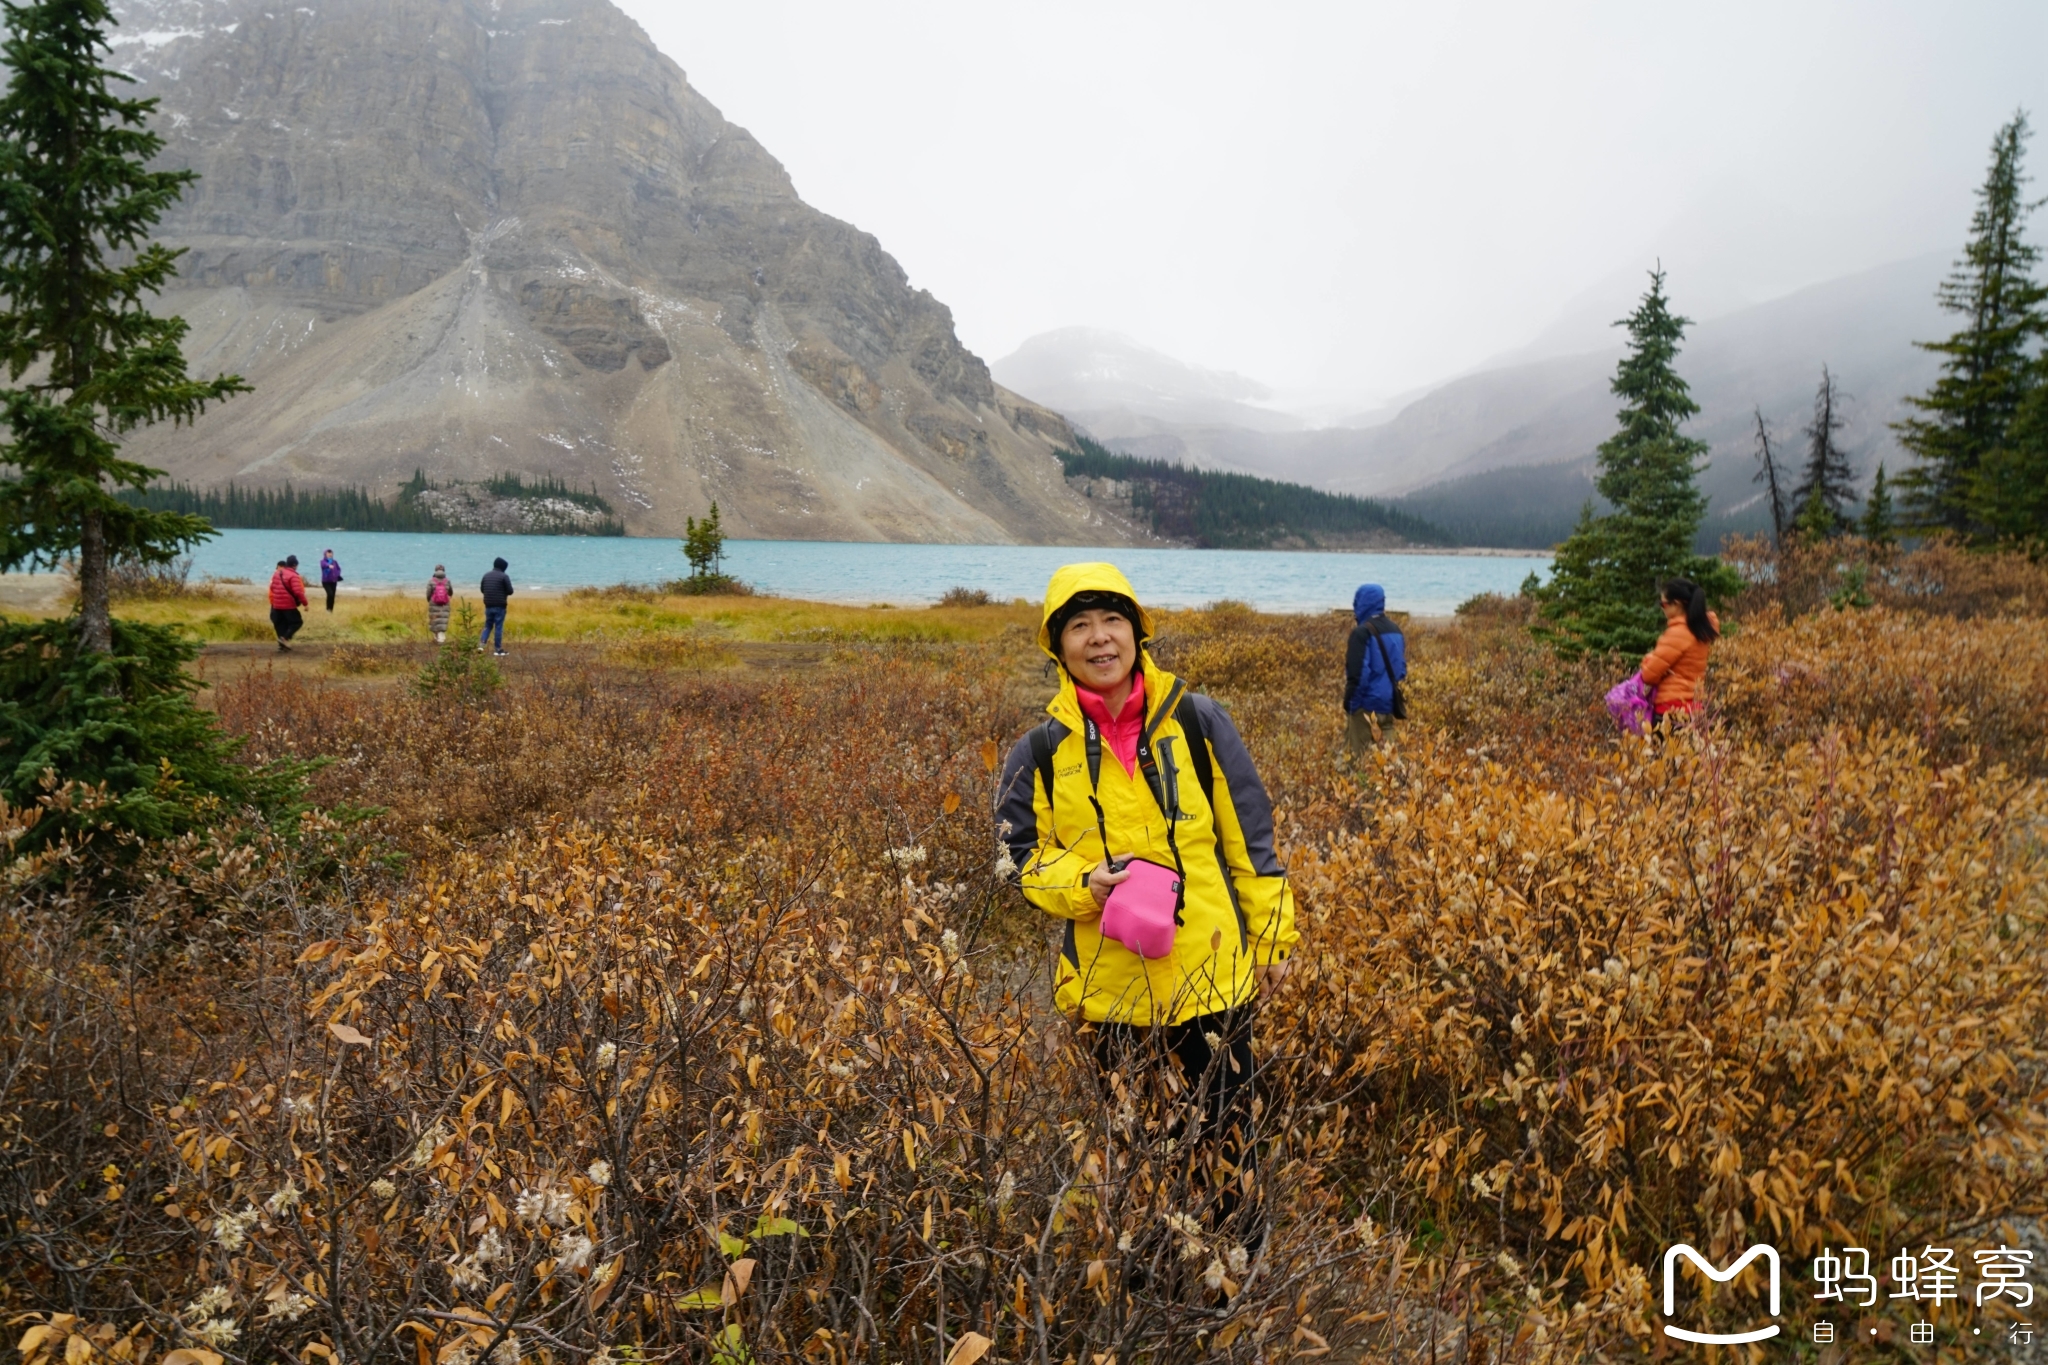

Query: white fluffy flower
(283, 1094), (316, 1120)
(940, 928), (962, 963)
(1227, 1245), (1249, 1277)
(517, 1187), (574, 1227)
(265, 1180), (301, 1216)
(474, 1228), (508, 1264)
(211, 1206), (259, 1251)
(884, 845), (927, 866)
(994, 846), (1017, 879)
(186, 1285), (233, 1318)
(593, 1041), (618, 1071)
(585, 1160), (611, 1189)
(193, 1319), (240, 1348)
(1117, 1230), (1134, 1252)
(411, 1123), (450, 1167)
(370, 1177), (397, 1202)
(993, 1170), (1015, 1208)
(446, 1256), (488, 1293)
(552, 1232), (594, 1273)
(490, 1332), (522, 1365)
(263, 1292), (314, 1322)
(1203, 1257), (1227, 1291)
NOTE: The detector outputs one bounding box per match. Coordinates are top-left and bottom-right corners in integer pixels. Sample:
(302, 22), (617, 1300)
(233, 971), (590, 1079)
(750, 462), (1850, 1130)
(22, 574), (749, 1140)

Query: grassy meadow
(7, 542), (2048, 1363)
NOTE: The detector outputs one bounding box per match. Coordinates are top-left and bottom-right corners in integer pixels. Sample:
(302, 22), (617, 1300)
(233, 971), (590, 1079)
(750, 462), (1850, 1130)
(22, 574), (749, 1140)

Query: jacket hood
(1353, 583), (1385, 622)
(1038, 562), (1156, 660)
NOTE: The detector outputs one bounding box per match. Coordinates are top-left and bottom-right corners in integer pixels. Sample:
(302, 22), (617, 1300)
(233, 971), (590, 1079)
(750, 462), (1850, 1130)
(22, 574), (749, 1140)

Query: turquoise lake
(184, 529), (1550, 616)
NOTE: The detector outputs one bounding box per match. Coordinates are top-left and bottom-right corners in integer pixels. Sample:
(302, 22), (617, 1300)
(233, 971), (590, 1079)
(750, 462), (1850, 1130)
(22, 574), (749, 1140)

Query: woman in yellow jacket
(996, 563), (1297, 1231)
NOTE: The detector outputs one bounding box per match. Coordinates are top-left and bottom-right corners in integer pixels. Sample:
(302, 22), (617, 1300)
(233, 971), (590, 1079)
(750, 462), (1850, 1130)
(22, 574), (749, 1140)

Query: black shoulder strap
(1028, 720), (1057, 807)
(1173, 693), (1213, 804)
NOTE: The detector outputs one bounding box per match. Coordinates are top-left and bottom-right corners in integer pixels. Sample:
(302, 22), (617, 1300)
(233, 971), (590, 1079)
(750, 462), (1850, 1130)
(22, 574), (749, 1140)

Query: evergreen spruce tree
(1789, 366), (1856, 536)
(0, 0), (246, 653)
(683, 502), (725, 579)
(1861, 463), (1897, 546)
(1971, 370), (2048, 540)
(1537, 268), (1735, 656)
(0, 0), (302, 858)
(1893, 111), (2047, 535)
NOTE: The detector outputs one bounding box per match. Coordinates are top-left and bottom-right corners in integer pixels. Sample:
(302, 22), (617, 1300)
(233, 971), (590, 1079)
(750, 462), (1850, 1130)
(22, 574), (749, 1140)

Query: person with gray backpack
(1343, 583), (1407, 754)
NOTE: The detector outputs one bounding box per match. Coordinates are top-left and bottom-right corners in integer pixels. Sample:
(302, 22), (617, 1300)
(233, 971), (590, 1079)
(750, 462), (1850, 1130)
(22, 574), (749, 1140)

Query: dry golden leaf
(1083, 1259), (1106, 1291)
(161, 1352), (223, 1365)
(942, 1332), (992, 1365)
(721, 1258), (757, 1306)
(327, 1021), (372, 1047)
(980, 740), (999, 773)
(296, 940), (341, 965)
(943, 792), (961, 815)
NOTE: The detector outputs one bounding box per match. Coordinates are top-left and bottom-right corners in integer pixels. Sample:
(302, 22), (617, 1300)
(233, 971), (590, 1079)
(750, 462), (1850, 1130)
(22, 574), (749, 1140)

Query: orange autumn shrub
(1290, 722), (2048, 1350)
(1714, 604), (2048, 773)
(9, 595), (2048, 1363)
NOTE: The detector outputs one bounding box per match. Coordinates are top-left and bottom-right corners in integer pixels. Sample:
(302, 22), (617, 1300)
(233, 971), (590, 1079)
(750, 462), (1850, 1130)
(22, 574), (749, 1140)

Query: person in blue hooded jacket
(1344, 583), (1406, 753)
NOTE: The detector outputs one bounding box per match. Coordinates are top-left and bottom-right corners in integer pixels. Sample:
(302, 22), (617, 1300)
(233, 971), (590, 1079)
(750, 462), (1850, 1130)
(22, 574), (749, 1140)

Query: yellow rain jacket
(997, 563), (1297, 1025)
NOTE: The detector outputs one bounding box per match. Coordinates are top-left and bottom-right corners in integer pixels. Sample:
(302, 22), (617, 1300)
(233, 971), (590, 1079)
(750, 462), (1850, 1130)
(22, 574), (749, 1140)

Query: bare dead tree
(1751, 407), (1788, 545)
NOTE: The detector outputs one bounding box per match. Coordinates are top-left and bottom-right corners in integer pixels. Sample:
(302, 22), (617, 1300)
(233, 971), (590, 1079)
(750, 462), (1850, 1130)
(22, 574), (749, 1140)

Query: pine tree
(0, 0), (246, 654)
(683, 502), (725, 579)
(1789, 366), (1856, 537)
(1861, 463), (1896, 546)
(1537, 268), (1734, 656)
(1893, 111), (2047, 536)
(1971, 370), (2048, 540)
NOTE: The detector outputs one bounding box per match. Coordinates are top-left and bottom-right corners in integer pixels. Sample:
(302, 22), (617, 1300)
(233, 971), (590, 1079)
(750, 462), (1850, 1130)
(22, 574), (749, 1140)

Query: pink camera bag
(1099, 857), (1183, 959)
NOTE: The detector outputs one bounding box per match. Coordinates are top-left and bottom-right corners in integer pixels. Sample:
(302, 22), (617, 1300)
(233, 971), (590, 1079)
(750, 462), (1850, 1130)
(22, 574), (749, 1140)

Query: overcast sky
(615, 0), (2048, 409)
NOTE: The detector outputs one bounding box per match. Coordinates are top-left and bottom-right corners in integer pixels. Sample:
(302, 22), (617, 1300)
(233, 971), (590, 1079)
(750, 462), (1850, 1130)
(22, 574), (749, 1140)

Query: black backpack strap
(1172, 693), (1213, 804)
(1028, 720), (1057, 808)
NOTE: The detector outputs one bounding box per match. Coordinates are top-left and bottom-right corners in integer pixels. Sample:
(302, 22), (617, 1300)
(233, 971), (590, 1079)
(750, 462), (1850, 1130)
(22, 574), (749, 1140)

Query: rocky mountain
(102, 0), (1137, 545)
(1024, 256), (1949, 547)
(991, 327), (1303, 437)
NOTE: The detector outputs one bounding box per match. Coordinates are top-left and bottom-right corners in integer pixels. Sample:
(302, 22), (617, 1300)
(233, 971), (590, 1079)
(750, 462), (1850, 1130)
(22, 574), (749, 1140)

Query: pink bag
(1605, 672), (1655, 736)
(1099, 857), (1183, 959)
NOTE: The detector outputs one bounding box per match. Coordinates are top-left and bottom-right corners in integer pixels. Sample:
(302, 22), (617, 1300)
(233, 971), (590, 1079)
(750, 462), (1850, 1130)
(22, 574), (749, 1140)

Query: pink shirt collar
(1074, 673), (1146, 776)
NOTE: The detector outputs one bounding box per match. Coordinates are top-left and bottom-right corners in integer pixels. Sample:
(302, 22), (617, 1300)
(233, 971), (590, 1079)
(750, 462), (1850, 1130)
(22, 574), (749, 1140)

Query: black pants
(1091, 1009), (1257, 1232)
(322, 583), (337, 611)
(270, 607), (303, 641)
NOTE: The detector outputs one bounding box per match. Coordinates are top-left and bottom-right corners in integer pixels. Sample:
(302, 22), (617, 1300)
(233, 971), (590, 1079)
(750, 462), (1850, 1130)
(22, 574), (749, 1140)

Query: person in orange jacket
(1640, 577), (1719, 722)
(268, 555), (309, 652)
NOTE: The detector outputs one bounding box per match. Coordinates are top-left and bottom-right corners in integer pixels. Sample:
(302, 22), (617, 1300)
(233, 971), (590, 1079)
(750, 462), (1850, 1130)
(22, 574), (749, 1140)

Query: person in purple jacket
(319, 549), (343, 611)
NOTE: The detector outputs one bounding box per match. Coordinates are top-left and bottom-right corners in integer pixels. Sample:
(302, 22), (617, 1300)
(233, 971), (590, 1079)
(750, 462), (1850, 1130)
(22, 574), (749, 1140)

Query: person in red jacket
(1640, 577), (1719, 723)
(269, 555), (309, 652)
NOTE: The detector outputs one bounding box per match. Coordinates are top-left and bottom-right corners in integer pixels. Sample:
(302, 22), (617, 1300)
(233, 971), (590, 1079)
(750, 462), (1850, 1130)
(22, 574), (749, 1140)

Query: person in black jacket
(479, 557), (513, 656)
(1343, 583), (1406, 754)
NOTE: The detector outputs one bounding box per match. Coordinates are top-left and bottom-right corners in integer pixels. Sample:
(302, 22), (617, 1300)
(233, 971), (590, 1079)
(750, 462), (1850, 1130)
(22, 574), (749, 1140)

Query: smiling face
(1059, 607), (1138, 695)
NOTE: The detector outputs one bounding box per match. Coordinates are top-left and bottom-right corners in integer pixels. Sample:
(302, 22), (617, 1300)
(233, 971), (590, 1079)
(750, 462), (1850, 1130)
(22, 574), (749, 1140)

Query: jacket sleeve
(995, 727), (1099, 921)
(1343, 624), (1366, 709)
(1189, 697), (1297, 964)
(1640, 623), (1687, 689)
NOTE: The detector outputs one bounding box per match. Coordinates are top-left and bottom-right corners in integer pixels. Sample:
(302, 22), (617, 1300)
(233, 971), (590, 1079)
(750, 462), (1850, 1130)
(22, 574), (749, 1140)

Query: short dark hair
(284, 554), (299, 567)
(1048, 590), (1143, 648)
(493, 557), (508, 571)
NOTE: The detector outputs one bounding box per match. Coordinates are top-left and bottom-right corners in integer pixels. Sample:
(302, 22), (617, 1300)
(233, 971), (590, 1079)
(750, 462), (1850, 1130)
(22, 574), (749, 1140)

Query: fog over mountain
(991, 328), (1302, 437)
(104, 0), (1138, 545)
(1001, 254), (1950, 547)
